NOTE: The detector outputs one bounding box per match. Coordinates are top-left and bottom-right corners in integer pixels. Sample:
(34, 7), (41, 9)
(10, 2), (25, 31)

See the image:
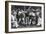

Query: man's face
(13, 11), (17, 16)
(36, 12), (40, 16)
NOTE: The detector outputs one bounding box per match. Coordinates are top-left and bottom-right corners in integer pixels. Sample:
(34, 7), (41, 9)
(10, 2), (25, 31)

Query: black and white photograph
(5, 1), (45, 32)
(11, 5), (42, 28)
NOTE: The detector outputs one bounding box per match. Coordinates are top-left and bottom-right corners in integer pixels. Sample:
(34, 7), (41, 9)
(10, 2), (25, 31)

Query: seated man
(11, 9), (19, 28)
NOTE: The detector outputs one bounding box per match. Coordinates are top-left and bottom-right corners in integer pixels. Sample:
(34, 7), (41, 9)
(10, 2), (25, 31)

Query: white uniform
(37, 17), (42, 25)
(11, 14), (19, 28)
